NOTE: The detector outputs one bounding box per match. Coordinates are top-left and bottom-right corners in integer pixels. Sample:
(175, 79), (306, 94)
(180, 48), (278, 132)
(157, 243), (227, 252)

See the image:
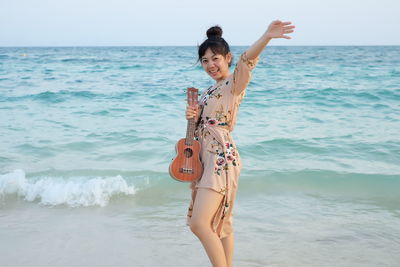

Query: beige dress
(186, 52), (259, 239)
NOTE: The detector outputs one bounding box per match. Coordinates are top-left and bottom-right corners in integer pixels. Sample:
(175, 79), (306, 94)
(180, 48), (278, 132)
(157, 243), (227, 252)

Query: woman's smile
(208, 69), (220, 77)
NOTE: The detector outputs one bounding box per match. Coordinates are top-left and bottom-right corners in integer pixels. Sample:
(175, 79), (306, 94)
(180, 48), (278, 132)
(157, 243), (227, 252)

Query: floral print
(208, 138), (238, 176)
(201, 85), (220, 106)
(207, 118), (217, 125)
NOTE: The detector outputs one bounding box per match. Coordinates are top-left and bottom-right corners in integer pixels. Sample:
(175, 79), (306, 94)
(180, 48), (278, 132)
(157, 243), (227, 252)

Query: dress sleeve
(232, 51), (259, 95)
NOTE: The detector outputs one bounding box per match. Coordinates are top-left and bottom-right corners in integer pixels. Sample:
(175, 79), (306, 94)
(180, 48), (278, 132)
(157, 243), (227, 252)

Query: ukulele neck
(185, 87), (199, 146)
(185, 118), (196, 145)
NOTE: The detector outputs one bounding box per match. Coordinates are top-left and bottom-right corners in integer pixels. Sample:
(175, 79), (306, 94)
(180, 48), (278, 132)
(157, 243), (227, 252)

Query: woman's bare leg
(190, 188), (227, 267)
(221, 232), (234, 267)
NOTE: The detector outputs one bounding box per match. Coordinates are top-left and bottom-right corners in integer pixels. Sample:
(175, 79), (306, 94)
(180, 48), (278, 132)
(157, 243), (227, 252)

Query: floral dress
(186, 52), (259, 239)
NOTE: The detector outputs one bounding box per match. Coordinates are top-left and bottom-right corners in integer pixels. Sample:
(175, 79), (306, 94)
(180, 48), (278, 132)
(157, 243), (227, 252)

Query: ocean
(0, 46), (399, 266)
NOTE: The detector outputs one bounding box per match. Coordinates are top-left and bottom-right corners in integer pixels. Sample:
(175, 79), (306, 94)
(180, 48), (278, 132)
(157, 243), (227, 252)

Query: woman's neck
(214, 71), (231, 83)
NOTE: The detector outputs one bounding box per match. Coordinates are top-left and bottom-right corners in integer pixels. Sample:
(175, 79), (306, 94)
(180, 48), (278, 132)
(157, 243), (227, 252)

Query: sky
(1, 0), (399, 46)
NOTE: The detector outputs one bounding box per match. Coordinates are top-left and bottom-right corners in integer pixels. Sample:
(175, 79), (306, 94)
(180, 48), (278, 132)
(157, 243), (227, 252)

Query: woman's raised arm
(231, 20), (295, 96)
(245, 20), (295, 60)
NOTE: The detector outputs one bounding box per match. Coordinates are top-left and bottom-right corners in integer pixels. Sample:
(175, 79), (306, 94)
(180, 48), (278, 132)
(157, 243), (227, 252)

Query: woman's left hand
(265, 20), (295, 39)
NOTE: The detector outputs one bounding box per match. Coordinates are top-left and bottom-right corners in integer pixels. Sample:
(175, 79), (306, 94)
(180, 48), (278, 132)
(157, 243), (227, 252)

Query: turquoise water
(0, 46), (400, 266)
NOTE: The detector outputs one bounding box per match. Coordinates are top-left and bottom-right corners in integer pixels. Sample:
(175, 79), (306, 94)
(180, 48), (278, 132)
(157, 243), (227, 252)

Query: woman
(185, 20), (295, 267)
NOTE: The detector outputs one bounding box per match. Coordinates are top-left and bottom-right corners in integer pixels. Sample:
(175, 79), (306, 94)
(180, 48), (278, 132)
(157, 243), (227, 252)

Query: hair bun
(206, 26), (223, 39)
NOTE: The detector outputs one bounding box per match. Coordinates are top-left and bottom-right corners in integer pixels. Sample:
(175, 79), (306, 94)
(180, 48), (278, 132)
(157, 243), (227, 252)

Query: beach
(1, 46), (400, 266)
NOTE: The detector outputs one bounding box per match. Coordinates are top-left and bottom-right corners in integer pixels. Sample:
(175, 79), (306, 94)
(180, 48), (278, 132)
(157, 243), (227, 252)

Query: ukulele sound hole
(184, 148), (193, 158)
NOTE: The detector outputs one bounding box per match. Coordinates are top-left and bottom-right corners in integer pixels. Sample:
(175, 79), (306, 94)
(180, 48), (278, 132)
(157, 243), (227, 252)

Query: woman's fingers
(186, 113), (195, 119)
(282, 24), (295, 36)
(187, 105), (198, 113)
(186, 105), (198, 120)
(284, 25), (296, 30)
(284, 29), (294, 34)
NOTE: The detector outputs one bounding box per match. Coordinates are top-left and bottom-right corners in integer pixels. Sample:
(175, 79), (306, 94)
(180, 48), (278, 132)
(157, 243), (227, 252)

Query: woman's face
(200, 48), (232, 82)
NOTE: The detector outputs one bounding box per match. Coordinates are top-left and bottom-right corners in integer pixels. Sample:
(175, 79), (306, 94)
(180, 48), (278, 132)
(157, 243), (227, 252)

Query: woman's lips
(209, 69), (219, 76)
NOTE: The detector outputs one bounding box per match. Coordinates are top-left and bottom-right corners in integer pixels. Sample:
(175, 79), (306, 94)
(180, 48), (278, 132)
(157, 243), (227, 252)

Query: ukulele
(169, 87), (203, 182)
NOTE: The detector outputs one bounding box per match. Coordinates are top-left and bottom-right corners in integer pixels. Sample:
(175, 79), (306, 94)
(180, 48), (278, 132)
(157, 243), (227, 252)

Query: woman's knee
(189, 188), (223, 236)
(190, 219), (212, 236)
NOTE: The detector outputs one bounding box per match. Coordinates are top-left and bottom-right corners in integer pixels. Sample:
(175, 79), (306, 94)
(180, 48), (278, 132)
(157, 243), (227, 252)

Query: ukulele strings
(186, 90), (190, 177)
(184, 89), (191, 178)
(191, 90), (198, 175)
(184, 88), (198, 179)
(188, 90), (193, 175)
(189, 89), (197, 177)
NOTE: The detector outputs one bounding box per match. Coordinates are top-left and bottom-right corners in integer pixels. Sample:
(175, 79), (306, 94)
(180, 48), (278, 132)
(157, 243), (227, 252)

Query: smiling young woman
(185, 20), (295, 267)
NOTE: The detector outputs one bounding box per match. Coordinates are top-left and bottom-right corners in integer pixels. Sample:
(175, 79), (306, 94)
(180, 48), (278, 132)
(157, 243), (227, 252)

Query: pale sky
(1, 0), (399, 46)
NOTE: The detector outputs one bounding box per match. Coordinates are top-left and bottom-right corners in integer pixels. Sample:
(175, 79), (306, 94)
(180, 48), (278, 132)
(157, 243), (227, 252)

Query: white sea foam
(0, 169), (136, 207)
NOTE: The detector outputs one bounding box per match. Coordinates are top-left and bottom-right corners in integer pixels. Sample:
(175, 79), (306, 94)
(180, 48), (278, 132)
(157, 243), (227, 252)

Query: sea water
(0, 46), (399, 266)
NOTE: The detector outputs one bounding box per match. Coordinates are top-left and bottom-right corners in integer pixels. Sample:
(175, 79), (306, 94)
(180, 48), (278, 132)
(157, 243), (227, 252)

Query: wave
(119, 64), (143, 70)
(1, 168), (399, 208)
(240, 169), (400, 197)
(0, 90), (104, 103)
(0, 90), (147, 103)
(60, 57), (112, 63)
(0, 169), (136, 207)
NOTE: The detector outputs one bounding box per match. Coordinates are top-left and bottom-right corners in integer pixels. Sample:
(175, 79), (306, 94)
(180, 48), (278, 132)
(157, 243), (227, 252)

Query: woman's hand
(244, 20), (295, 60)
(265, 20), (295, 39)
(186, 104), (199, 120)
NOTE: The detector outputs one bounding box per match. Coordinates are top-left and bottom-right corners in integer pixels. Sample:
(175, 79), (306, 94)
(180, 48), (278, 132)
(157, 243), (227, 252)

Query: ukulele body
(169, 137), (203, 182)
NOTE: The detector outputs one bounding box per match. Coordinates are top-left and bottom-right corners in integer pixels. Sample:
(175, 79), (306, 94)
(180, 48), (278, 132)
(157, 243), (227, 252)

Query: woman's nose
(206, 61), (215, 68)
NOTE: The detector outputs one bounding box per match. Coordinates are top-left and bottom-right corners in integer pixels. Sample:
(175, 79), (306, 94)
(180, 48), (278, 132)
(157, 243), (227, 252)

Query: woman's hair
(198, 25), (232, 67)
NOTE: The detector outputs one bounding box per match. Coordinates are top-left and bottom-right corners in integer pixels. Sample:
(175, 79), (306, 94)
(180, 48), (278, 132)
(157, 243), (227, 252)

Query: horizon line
(1, 44), (399, 48)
